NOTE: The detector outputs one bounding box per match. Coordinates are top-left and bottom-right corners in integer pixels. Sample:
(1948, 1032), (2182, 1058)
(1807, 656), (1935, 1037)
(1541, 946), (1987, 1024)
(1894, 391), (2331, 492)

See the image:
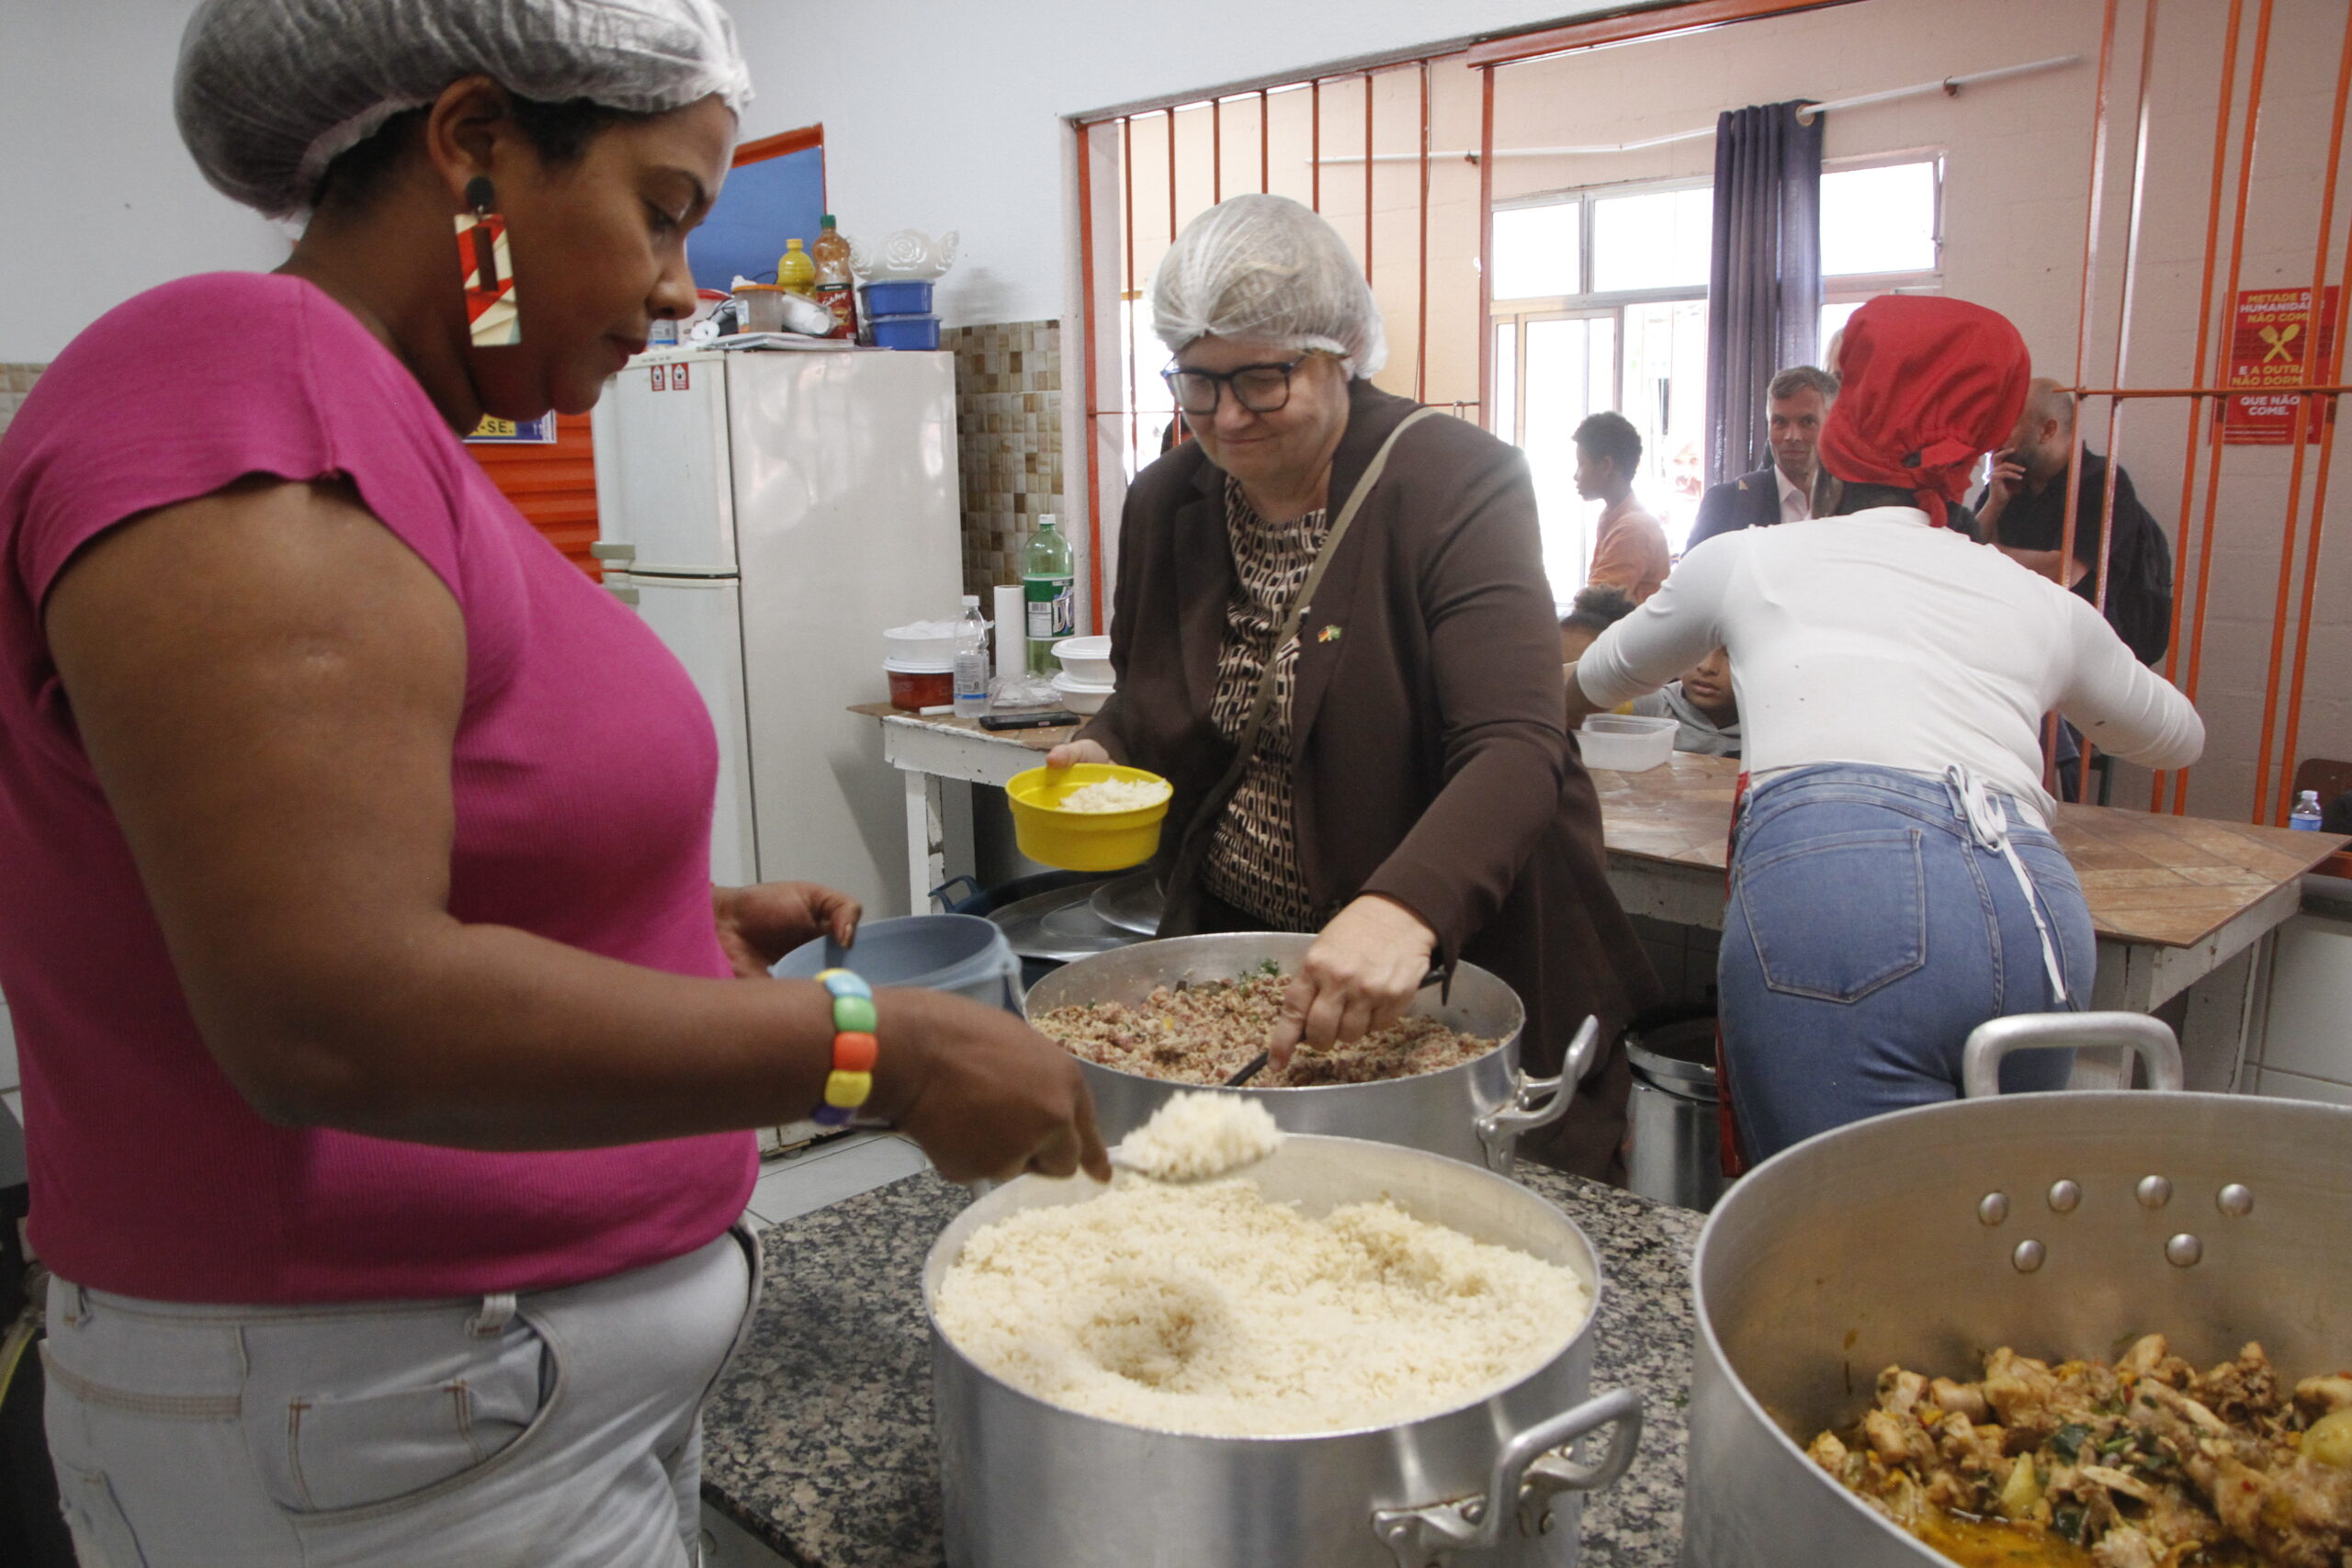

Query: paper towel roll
(992, 584), (1025, 681)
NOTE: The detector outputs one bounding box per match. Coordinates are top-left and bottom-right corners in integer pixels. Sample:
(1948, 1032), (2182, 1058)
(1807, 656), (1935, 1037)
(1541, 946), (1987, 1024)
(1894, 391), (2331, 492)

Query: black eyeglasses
(1161, 356), (1309, 417)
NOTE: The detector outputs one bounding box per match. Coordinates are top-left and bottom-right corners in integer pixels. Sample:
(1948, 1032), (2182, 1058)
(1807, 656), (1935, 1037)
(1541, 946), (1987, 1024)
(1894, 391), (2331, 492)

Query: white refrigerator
(591, 344), (963, 915)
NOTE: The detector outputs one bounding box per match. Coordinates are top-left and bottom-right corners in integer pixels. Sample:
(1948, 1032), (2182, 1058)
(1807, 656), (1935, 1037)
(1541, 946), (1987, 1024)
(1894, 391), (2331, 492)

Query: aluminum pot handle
(1475, 1016), (1596, 1175)
(1371, 1386), (1643, 1567)
(1961, 1011), (2184, 1099)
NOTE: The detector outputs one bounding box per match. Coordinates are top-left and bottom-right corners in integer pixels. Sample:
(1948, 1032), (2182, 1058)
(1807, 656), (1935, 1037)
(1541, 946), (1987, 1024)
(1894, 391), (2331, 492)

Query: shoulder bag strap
(1167, 405), (1440, 882)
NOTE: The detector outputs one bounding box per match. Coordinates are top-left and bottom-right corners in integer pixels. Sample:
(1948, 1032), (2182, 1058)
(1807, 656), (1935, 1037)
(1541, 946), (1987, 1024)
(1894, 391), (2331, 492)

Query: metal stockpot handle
(1475, 1016), (1596, 1175)
(1961, 1011), (2184, 1099)
(1372, 1386), (1644, 1567)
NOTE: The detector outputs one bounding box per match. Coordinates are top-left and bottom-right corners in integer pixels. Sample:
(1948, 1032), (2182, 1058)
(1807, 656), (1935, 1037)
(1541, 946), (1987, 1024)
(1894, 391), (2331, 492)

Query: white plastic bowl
(1577, 713), (1677, 772)
(885, 618), (985, 667)
(1052, 670), (1114, 716)
(1053, 635), (1114, 685)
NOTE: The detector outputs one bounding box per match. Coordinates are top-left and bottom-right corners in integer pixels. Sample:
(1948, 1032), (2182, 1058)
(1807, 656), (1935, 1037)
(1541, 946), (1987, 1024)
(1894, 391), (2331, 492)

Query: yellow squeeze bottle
(776, 239), (817, 297)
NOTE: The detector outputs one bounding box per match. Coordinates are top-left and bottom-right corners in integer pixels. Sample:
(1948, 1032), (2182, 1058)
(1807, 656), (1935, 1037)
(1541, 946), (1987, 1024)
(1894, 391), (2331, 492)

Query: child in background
(1633, 647), (1742, 756)
(1559, 583), (1637, 665)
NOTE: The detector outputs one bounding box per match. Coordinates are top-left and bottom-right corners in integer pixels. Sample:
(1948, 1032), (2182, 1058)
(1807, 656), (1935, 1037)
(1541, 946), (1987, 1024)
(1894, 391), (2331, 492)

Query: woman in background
(1566, 297), (2201, 1161)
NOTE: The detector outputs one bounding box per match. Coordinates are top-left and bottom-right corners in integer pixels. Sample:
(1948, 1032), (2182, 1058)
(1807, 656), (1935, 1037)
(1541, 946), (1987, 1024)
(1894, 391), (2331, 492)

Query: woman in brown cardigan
(1048, 196), (1656, 1178)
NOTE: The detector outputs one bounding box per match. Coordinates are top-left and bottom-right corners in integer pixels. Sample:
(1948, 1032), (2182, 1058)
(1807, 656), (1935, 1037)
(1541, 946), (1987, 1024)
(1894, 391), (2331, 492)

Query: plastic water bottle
(953, 595), (991, 718)
(2290, 789), (2324, 830)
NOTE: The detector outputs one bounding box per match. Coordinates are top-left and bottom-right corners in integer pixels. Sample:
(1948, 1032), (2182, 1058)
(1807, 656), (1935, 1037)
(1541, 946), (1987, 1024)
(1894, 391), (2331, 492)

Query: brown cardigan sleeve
(1071, 467), (1157, 767)
(1353, 446), (1570, 960)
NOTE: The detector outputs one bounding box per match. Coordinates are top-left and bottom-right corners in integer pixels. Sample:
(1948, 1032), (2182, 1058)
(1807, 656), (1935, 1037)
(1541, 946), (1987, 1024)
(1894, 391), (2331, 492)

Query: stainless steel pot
(1023, 932), (1585, 1175)
(1679, 1012), (2352, 1566)
(926, 1134), (1644, 1568)
(1623, 1011), (1724, 1213)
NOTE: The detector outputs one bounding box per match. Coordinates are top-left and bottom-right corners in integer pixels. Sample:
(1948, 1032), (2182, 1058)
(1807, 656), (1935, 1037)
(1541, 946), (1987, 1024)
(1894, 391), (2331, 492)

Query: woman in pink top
(0, 3), (1103, 1563)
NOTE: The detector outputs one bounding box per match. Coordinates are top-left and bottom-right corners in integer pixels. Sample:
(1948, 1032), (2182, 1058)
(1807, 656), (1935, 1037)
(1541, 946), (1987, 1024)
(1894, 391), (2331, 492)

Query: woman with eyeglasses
(1047, 195), (1656, 1179)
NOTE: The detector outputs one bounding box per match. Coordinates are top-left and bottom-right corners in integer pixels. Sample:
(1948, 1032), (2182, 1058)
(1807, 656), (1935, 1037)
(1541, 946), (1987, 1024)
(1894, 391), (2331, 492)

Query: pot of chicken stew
(1682, 1013), (2352, 1568)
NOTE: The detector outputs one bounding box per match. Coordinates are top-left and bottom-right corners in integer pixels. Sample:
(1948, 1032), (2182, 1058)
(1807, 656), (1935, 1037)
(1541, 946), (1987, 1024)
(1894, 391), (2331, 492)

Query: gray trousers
(43, 1225), (760, 1567)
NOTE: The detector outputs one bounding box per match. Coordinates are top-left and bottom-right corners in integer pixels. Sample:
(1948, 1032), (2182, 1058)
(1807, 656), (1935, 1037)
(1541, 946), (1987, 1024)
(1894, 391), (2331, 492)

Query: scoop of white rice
(1116, 1091), (1282, 1181)
(933, 1178), (1589, 1437)
(1059, 778), (1169, 813)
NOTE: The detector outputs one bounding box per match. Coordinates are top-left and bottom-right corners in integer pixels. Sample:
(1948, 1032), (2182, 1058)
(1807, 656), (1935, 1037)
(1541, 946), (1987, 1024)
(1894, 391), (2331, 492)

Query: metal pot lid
(988, 881), (1147, 964)
(1626, 1016), (1718, 1088)
(1088, 869), (1163, 935)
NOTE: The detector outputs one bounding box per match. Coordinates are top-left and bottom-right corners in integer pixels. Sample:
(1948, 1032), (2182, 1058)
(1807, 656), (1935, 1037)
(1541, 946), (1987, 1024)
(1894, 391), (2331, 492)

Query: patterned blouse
(1200, 474), (1331, 931)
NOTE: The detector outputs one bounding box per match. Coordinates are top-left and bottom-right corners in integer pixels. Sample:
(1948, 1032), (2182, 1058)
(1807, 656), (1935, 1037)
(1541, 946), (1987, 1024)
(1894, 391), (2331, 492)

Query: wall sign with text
(2221, 287), (2337, 445)
(465, 412), (559, 445)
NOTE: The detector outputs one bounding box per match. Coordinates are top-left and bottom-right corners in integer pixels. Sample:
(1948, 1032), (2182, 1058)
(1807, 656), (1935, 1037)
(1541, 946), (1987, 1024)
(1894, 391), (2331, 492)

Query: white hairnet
(1149, 194), (1387, 378)
(175, 0), (754, 219)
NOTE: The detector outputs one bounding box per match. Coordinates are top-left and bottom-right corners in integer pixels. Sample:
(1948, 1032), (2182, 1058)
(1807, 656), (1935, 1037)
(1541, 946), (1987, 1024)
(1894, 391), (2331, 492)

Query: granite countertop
(700, 1166), (1702, 1567)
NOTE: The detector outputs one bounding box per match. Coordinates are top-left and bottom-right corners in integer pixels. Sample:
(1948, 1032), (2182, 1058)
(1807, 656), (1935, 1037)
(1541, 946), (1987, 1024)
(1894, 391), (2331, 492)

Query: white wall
(1, 0), (1603, 357)
(0, 0), (288, 363)
(724, 0), (1608, 329)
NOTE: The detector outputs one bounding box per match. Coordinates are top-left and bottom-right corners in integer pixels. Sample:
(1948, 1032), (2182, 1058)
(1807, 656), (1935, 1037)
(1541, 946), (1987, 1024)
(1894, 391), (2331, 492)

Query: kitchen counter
(699, 1165), (1703, 1567)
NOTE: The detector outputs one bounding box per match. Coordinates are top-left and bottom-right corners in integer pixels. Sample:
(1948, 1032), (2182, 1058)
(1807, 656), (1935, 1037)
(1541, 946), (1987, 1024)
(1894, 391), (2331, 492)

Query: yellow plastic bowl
(1004, 763), (1173, 872)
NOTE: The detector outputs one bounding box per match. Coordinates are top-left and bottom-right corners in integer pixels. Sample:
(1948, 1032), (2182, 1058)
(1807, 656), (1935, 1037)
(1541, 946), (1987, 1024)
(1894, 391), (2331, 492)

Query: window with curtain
(1492, 155), (1941, 588)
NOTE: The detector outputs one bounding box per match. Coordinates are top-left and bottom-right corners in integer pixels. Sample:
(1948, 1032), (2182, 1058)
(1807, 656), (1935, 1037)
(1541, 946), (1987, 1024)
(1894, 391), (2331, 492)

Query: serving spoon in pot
(1103, 1091), (1285, 1182)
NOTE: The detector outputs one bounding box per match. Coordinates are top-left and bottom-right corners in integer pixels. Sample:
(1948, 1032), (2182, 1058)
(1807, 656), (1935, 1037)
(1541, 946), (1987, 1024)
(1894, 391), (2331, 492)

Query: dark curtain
(1703, 101), (1823, 486)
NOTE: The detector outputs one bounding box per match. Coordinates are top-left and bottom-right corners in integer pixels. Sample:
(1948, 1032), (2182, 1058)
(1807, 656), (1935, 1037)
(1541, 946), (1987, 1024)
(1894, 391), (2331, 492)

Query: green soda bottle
(1022, 514), (1076, 677)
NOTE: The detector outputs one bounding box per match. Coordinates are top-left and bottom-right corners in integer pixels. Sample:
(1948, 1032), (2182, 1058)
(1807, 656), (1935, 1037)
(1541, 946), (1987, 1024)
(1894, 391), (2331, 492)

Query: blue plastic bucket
(768, 913), (1023, 1015)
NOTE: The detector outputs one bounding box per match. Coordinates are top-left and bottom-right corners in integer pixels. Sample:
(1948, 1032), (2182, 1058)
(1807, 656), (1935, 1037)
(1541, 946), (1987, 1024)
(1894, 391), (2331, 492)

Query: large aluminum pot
(1679, 1013), (2352, 1566)
(1023, 932), (1584, 1175)
(926, 1134), (1643, 1568)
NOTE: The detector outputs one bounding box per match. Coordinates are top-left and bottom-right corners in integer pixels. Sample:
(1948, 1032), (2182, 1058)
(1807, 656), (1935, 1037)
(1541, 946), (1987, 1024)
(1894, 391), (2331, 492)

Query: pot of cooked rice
(1023, 932), (1579, 1175)
(1681, 1012), (2352, 1568)
(925, 1131), (1642, 1567)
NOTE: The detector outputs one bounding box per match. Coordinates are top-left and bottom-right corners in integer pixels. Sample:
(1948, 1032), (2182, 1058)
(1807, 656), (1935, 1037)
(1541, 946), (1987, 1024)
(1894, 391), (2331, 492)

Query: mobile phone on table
(979, 711), (1074, 731)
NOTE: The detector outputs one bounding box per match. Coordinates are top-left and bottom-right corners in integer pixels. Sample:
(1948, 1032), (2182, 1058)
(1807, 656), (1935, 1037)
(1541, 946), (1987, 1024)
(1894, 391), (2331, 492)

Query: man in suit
(1686, 364), (1839, 549)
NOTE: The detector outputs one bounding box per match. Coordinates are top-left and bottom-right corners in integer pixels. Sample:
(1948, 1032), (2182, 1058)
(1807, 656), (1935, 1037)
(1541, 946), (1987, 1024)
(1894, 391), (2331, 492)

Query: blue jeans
(1718, 764), (2094, 1162)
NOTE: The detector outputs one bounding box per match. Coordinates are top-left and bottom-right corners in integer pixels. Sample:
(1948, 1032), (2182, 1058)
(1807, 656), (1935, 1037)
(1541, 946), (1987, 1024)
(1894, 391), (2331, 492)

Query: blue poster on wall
(692, 143), (827, 291)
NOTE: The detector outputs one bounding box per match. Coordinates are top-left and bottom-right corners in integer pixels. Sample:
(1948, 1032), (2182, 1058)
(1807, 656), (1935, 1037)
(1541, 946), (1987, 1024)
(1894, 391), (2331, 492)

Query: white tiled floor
(741, 1131), (931, 1228)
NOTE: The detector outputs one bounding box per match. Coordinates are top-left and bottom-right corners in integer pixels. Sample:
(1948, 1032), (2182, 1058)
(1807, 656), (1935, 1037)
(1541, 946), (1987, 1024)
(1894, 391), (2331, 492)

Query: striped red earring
(455, 175), (520, 346)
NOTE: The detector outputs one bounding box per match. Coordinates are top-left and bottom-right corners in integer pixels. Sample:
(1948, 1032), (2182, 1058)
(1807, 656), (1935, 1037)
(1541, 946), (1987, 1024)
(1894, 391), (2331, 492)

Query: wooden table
(854, 706), (2344, 1088)
(1597, 750), (2347, 1089)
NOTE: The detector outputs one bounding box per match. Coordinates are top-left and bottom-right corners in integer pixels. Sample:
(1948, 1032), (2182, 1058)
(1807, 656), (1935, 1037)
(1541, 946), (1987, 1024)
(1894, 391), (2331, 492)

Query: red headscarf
(1815, 295), (2031, 527)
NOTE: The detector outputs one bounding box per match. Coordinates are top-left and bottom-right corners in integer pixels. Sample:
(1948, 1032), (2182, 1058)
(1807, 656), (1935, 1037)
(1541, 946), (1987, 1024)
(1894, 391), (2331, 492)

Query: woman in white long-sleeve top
(1566, 296), (2202, 1163)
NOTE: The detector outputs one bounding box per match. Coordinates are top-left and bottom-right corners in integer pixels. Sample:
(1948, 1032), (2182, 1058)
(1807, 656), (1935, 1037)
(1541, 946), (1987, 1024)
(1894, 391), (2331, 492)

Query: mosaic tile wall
(0, 364), (46, 438)
(944, 321), (1063, 601)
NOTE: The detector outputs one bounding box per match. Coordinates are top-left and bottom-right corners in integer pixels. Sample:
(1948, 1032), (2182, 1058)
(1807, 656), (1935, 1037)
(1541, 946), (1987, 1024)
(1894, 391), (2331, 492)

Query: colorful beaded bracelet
(812, 968), (877, 1127)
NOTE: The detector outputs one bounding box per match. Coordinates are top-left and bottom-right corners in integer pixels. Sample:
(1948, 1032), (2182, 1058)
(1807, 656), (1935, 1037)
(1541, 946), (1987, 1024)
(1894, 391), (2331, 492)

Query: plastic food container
(870, 315), (941, 351)
(860, 280), (934, 318)
(886, 659), (954, 710)
(1052, 635), (1114, 685)
(1005, 763), (1172, 871)
(1577, 713), (1678, 772)
(884, 619), (971, 666)
(1051, 671), (1114, 715)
